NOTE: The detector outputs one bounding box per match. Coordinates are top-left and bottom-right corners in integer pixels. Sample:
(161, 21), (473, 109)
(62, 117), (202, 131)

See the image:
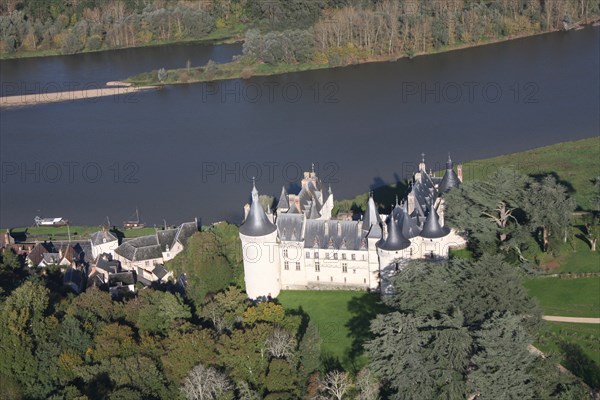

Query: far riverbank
(127, 20), (600, 87)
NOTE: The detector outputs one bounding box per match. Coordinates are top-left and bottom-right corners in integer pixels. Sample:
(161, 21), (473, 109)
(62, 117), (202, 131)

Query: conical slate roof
(420, 202), (450, 239)
(438, 154), (460, 193)
(239, 182), (277, 237)
(378, 215), (411, 251)
(277, 186), (289, 209)
(307, 200), (321, 219)
(401, 201), (422, 239)
(363, 194), (382, 238)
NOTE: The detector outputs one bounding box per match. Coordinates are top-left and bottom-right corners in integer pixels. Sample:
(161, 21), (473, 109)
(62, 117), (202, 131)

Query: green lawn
(277, 290), (389, 372)
(524, 277), (600, 318)
(461, 137), (600, 210)
(535, 321), (600, 366)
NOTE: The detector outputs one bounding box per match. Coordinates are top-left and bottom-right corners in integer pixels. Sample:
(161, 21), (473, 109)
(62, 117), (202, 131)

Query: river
(0, 27), (598, 228)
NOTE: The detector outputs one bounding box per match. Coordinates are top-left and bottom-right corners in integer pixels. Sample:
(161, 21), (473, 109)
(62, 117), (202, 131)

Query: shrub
(240, 67), (253, 79)
(86, 34), (102, 51)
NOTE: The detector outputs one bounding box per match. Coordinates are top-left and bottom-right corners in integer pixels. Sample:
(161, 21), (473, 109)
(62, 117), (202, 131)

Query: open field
(535, 321), (600, 366)
(277, 290), (389, 371)
(460, 137), (600, 210)
(524, 277), (600, 318)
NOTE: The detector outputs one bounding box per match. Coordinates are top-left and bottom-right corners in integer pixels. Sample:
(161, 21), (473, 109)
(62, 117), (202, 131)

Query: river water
(0, 27), (598, 228)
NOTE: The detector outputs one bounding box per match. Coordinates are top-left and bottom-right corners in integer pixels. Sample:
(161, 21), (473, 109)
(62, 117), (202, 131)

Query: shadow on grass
(344, 292), (392, 371)
(559, 341), (600, 391)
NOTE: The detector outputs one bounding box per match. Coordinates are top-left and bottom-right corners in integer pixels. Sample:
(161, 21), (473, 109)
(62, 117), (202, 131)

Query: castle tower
(376, 213), (411, 292)
(418, 199), (450, 259)
(438, 153), (461, 193)
(363, 194), (383, 290)
(239, 180), (281, 300)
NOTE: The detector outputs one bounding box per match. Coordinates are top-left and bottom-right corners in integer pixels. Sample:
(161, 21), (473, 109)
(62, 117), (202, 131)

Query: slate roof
(277, 186), (290, 210)
(109, 271), (135, 286)
(95, 254), (120, 274)
(90, 230), (118, 246)
(362, 196), (382, 238)
(420, 203), (450, 239)
(276, 214), (304, 242)
(378, 215), (411, 251)
(239, 183), (277, 237)
(27, 242), (56, 266)
(64, 267), (86, 292)
(303, 220), (366, 250)
(153, 264), (169, 280)
(438, 155), (460, 193)
(173, 221), (198, 247)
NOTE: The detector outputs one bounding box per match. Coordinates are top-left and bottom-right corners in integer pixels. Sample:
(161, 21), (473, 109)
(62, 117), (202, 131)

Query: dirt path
(0, 82), (157, 108)
(543, 316), (600, 324)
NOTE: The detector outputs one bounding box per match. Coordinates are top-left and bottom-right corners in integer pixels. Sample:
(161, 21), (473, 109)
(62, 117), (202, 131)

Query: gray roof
(115, 235), (162, 261)
(307, 201), (321, 219)
(438, 155), (461, 193)
(288, 201), (300, 214)
(276, 214), (304, 242)
(378, 215), (411, 251)
(401, 202), (422, 239)
(303, 220), (366, 250)
(64, 267), (85, 292)
(173, 221), (198, 247)
(239, 184), (277, 237)
(362, 195), (382, 238)
(157, 229), (177, 251)
(277, 186), (290, 209)
(95, 254), (120, 274)
(90, 230), (118, 246)
(42, 252), (61, 265)
(420, 203), (450, 239)
(153, 264), (169, 280)
(109, 271), (135, 286)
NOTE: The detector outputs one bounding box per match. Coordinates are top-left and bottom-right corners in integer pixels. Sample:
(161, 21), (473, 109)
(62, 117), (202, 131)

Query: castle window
(333, 253), (338, 260)
(330, 276), (333, 282)
(325, 253), (330, 260)
(284, 261), (289, 270)
(364, 278), (367, 284)
(342, 263), (348, 273)
(306, 252), (310, 259)
(410, 248), (413, 256)
(145, 260), (149, 267)
(317, 276), (320, 281)
(395, 263), (399, 271)
(314, 251), (319, 259)
(283, 249), (288, 258)
(353, 269), (356, 274)
(351, 254), (356, 261)
(296, 262), (301, 271)
(362, 254), (366, 261)
(344, 277), (347, 283)
(315, 261), (320, 272)
(342, 253), (346, 260)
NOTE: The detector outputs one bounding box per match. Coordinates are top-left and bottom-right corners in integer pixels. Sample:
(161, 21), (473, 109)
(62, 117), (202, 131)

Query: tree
(355, 368), (379, 400)
(125, 289), (191, 335)
(366, 311), (471, 399)
(1, 249), (20, 271)
(157, 67), (167, 82)
(582, 215), (599, 251)
(525, 176), (576, 252)
(181, 364), (232, 400)
(204, 60), (217, 80)
(265, 328), (296, 359)
(200, 286), (246, 334)
(265, 358), (300, 394)
(319, 370), (353, 400)
(444, 168), (530, 257)
(469, 312), (537, 399)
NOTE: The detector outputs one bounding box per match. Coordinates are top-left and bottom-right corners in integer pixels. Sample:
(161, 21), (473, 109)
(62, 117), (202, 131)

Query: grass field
(535, 321), (600, 366)
(460, 137), (600, 210)
(524, 277), (600, 318)
(277, 290), (389, 372)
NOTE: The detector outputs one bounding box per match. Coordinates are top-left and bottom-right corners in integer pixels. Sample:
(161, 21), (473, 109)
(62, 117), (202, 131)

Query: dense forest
(1, 0), (599, 60)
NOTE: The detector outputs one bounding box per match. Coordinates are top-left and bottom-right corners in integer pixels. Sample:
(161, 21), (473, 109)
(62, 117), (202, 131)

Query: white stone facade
(239, 157), (467, 299)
